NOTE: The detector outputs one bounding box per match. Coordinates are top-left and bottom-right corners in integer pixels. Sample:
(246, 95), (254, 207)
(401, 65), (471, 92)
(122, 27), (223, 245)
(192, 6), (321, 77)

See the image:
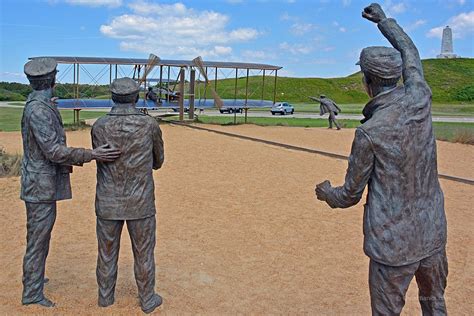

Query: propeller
(192, 56), (224, 109)
(138, 53), (160, 85)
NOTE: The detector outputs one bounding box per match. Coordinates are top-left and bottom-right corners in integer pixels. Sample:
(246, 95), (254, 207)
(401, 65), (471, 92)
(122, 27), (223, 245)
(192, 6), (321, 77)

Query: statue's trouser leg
(369, 259), (417, 315)
(126, 216), (157, 311)
(96, 218), (124, 306)
(22, 202), (57, 304)
(414, 249), (448, 316)
(329, 112), (340, 129)
(369, 248), (448, 316)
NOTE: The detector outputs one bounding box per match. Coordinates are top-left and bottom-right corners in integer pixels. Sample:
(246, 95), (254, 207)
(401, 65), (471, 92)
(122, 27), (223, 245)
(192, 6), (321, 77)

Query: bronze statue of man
(315, 4), (448, 315)
(21, 58), (121, 307)
(91, 77), (165, 314)
(310, 95), (342, 130)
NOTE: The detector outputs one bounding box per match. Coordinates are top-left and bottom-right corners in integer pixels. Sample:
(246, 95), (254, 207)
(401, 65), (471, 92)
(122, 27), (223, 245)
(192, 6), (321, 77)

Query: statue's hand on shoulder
(315, 180), (332, 202)
(92, 144), (121, 162)
(362, 3), (386, 23)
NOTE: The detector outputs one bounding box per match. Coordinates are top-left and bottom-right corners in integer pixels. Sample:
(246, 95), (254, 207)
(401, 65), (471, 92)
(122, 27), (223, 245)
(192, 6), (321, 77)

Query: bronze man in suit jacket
(92, 77), (164, 314)
(316, 4), (448, 315)
(21, 58), (120, 307)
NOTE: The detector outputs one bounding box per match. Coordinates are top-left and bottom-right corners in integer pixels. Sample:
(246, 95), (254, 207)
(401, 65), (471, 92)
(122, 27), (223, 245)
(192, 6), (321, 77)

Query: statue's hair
(28, 76), (55, 91)
(112, 92), (139, 104)
(363, 71), (400, 87)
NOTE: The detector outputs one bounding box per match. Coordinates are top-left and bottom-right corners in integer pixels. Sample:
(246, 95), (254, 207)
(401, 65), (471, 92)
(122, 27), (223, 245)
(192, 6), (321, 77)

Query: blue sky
(1, 0), (473, 83)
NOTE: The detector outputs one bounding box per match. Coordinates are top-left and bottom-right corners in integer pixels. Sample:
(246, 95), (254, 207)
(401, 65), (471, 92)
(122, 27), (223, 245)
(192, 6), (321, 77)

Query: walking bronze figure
(92, 77), (165, 314)
(315, 4), (448, 315)
(21, 58), (120, 307)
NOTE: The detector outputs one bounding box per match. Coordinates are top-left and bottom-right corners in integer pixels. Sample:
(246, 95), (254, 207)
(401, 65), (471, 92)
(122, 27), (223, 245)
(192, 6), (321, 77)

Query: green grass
(0, 107), (107, 132)
(2, 59), (473, 104)
(202, 58), (474, 104)
(196, 116), (474, 144)
(249, 102), (474, 116)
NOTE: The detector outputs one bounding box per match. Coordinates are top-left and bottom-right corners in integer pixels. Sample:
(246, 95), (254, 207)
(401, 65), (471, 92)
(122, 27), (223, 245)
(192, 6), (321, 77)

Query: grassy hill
(208, 58), (474, 103)
(1, 58), (473, 104)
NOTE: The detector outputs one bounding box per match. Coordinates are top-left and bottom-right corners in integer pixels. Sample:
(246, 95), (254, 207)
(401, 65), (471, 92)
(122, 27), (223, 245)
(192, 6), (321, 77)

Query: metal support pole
(109, 64), (112, 85)
(262, 69), (266, 101)
(245, 108), (248, 124)
(159, 65), (163, 100)
(233, 110), (237, 125)
(273, 69), (278, 104)
(178, 67), (185, 121)
(115, 64), (118, 79)
(234, 68), (238, 100)
(189, 68), (195, 120)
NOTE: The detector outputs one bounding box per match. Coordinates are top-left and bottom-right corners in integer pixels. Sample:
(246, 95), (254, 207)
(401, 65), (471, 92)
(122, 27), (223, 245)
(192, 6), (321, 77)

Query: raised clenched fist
(362, 3), (387, 23)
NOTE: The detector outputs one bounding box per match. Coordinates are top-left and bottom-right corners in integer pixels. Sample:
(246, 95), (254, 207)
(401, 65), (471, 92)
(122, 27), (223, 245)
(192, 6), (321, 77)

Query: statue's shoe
(142, 294), (163, 314)
(98, 297), (115, 308)
(24, 297), (56, 308)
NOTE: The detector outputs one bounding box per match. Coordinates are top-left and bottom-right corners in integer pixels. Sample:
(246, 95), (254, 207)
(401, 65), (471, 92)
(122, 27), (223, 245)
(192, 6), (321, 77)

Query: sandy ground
(0, 124), (472, 315)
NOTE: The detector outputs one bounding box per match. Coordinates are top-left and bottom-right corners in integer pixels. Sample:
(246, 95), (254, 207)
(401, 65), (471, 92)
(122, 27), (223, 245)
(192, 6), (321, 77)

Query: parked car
(271, 102), (294, 115)
(220, 107), (243, 114)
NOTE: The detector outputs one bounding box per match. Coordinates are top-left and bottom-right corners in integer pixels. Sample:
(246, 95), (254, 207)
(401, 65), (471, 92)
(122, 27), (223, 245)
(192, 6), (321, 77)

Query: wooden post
(167, 66), (171, 103)
(159, 65), (163, 101)
(234, 68), (238, 100)
(189, 68), (195, 120)
(273, 69), (278, 104)
(178, 67), (185, 121)
(245, 68), (249, 105)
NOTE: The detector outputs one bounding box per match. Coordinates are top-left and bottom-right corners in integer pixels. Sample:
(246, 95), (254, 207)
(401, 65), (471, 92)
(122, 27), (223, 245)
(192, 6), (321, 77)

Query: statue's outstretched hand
(315, 180), (331, 201)
(362, 3), (386, 23)
(92, 144), (121, 162)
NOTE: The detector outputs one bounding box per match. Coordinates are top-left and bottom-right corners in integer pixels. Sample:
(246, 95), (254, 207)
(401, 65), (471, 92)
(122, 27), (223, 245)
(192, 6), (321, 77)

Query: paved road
(199, 110), (474, 123)
(2, 102), (473, 123)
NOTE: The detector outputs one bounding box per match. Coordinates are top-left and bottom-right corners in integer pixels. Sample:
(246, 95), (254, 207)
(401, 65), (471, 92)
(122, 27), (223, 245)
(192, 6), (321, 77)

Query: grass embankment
(1, 59), (473, 104)
(0, 107), (107, 132)
(196, 116), (474, 145)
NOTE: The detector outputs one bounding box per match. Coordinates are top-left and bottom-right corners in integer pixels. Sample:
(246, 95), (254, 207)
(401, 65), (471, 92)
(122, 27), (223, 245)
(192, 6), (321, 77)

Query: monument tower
(437, 26), (458, 58)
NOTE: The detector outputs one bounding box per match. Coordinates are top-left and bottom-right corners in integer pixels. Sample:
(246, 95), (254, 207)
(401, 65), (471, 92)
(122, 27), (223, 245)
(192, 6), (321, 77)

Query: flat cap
(110, 77), (139, 95)
(357, 46), (402, 80)
(24, 57), (57, 78)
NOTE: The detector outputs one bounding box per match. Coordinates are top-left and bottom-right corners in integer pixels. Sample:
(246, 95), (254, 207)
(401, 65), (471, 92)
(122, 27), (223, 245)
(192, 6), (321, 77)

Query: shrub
(0, 146), (22, 177)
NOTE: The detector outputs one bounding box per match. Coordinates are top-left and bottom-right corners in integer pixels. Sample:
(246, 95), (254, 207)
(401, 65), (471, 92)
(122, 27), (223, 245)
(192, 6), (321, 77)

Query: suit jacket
(92, 103), (164, 220)
(20, 90), (92, 202)
(323, 18), (446, 266)
(319, 99), (341, 115)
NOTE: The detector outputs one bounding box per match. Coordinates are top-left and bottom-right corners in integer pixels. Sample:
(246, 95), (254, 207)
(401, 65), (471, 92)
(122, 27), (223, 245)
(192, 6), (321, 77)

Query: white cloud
(405, 19), (427, 31)
(241, 50), (276, 61)
(427, 11), (474, 39)
(390, 2), (406, 13)
(290, 22), (315, 36)
(342, 0), (351, 7)
(100, 1), (259, 59)
(332, 21), (346, 32)
(65, 0), (122, 7)
(279, 42), (312, 55)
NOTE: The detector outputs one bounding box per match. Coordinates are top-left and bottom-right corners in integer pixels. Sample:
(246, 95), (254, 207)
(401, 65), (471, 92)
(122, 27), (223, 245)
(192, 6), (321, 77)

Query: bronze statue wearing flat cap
(92, 77), (164, 313)
(20, 57), (121, 308)
(315, 3), (448, 315)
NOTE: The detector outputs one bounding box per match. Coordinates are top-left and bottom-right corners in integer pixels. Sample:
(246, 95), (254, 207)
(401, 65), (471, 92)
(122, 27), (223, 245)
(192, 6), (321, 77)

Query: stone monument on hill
(437, 26), (458, 58)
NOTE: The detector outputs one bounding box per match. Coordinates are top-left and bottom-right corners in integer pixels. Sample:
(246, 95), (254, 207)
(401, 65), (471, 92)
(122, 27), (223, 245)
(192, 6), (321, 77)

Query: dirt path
(0, 125), (472, 315)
